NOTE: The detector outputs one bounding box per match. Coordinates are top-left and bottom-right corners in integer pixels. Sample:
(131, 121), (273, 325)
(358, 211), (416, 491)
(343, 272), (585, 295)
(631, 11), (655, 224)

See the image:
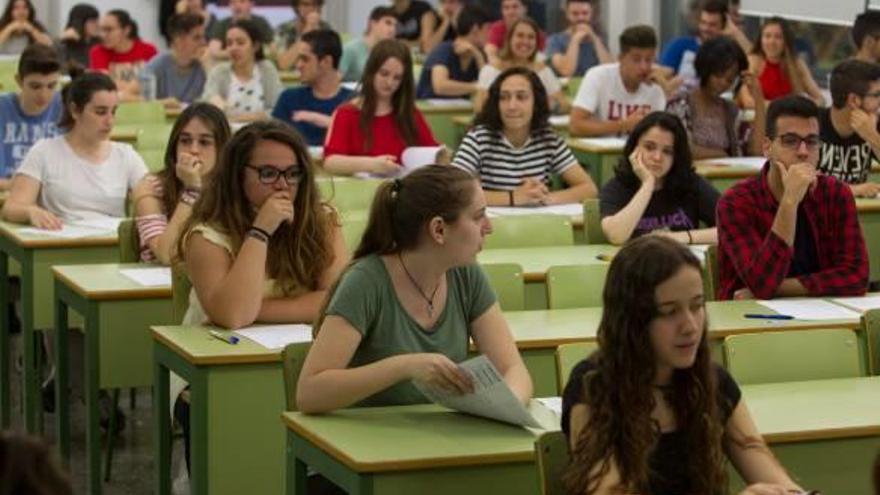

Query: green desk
(417, 100), (474, 149)
(0, 222), (117, 432)
(856, 198), (880, 282)
(505, 300), (864, 396)
(478, 245), (614, 309)
(283, 404), (542, 495)
(52, 263), (173, 494)
(694, 161), (760, 192)
(569, 138), (625, 186)
(741, 376), (880, 494)
(152, 325), (288, 495)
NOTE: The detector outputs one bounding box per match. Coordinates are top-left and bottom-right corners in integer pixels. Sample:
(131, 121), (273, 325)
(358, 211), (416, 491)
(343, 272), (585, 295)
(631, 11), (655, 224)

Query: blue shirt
(271, 85), (354, 146)
(545, 31), (601, 77)
(0, 92), (62, 178)
(416, 40), (480, 99)
(659, 36), (700, 80)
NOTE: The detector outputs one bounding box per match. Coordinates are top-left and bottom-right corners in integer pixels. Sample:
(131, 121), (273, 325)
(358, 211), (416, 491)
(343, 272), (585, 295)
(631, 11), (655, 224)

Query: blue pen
(743, 313), (794, 320)
(209, 330), (239, 345)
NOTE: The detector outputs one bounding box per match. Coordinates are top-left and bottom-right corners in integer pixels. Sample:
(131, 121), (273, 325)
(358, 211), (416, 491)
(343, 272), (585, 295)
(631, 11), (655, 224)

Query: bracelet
(508, 190), (515, 206)
(251, 225), (272, 239)
(179, 188), (201, 206)
(246, 227), (270, 243)
(686, 230), (693, 245)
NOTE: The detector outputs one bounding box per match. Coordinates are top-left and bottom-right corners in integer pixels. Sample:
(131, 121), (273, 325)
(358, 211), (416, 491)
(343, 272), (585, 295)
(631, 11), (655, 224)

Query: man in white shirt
(570, 25), (666, 137)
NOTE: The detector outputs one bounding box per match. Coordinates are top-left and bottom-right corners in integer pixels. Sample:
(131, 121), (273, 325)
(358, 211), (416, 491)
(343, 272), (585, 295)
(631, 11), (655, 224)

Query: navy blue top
(271, 86), (354, 146)
(416, 40), (481, 99)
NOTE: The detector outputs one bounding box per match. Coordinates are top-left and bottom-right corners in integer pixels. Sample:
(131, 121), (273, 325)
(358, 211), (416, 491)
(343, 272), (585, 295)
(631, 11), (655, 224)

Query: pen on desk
(595, 254), (613, 262)
(209, 330), (239, 345)
(743, 313), (794, 320)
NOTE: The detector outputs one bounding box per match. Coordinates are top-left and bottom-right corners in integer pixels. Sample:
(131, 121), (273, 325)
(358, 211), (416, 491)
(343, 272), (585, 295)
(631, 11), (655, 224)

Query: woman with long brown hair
(322, 38), (438, 176)
(296, 165), (531, 412)
(562, 236), (803, 495)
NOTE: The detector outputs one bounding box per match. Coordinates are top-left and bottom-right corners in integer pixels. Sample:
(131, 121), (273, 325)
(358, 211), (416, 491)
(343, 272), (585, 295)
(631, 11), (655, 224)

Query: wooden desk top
(52, 263), (170, 301)
(568, 137), (626, 154)
(743, 376), (880, 443)
(0, 221), (117, 249)
(151, 325), (283, 365)
(856, 198), (880, 213)
(283, 404), (539, 472)
(110, 126), (139, 143)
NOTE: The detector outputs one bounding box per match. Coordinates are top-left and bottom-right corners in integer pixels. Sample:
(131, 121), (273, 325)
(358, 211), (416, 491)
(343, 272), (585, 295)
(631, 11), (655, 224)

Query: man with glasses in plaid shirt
(716, 96), (869, 300)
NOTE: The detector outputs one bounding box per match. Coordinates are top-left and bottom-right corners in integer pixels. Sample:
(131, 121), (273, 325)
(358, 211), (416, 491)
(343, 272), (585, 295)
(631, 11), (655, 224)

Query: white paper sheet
(697, 156), (766, 170)
(341, 81), (358, 91)
(421, 98), (472, 109)
(71, 216), (125, 232)
(18, 225), (114, 239)
(119, 267), (171, 287)
(572, 137), (627, 151)
(308, 146), (324, 160)
(830, 296), (880, 313)
(401, 146), (446, 173)
(535, 397), (562, 416)
(233, 324), (312, 349)
(548, 115), (570, 127)
(757, 299), (862, 320)
(414, 355), (544, 428)
(486, 204), (582, 217)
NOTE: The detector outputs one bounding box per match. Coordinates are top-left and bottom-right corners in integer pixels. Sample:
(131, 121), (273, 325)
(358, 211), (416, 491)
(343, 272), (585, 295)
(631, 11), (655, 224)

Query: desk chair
(481, 263), (525, 311)
(281, 342), (311, 411)
(115, 101), (166, 126)
(582, 198), (607, 244)
(341, 215), (367, 253)
(704, 245), (719, 301)
(723, 329), (864, 385)
(171, 264), (191, 324)
(565, 77), (582, 100)
(483, 215), (574, 250)
(535, 430), (569, 495)
(117, 219), (139, 263)
(862, 309), (880, 375)
(318, 177), (383, 213)
(134, 124), (173, 153)
(555, 342), (598, 392)
(546, 265), (608, 309)
(138, 148), (165, 172)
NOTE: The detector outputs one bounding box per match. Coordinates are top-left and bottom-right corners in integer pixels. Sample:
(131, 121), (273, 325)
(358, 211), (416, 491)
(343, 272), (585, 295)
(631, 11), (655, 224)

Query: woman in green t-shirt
(297, 165), (533, 411)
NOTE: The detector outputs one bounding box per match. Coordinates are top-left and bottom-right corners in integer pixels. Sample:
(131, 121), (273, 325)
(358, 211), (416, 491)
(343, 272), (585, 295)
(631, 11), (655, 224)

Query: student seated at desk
(414, 5), (489, 100)
(297, 165), (532, 412)
(666, 36), (766, 160)
(600, 112), (719, 245)
(562, 236), (804, 495)
(0, 0), (52, 55)
(201, 18), (282, 123)
(453, 66), (597, 206)
(818, 60), (880, 198)
(323, 39), (439, 176)
(717, 96), (869, 300)
(134, 103), (231, 264)
(2, 72), (148, 228)
(569, 25), (666, 137)
(474, 18), (569, 114)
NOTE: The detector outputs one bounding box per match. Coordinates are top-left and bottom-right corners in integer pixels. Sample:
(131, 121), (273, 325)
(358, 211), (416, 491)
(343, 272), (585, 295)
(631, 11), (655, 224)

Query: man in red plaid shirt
(717, 96), (869, 300)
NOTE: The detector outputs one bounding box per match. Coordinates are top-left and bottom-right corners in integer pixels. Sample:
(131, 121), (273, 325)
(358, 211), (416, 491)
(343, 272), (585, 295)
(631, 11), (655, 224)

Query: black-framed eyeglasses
(246, 164), (303, 185)
(775, 133), (820, 151)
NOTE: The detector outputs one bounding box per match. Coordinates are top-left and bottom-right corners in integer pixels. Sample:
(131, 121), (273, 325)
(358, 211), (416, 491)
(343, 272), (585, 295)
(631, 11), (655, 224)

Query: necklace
(398, 252), (440, 317)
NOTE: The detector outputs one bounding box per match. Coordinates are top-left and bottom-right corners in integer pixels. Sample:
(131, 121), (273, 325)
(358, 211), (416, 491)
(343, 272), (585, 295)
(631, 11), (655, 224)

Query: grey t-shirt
(144, 53), (206, 103)
(325, 254), (497, 407)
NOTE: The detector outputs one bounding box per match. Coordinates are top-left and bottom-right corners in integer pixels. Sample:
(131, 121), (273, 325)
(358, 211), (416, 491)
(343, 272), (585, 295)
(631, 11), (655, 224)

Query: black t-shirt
(562, 356), (742, 495)
(788, 207), (819, 277)
(599, 175), (720, 237)
(817, 107), (878, 184)
(395, 1), (437, 41)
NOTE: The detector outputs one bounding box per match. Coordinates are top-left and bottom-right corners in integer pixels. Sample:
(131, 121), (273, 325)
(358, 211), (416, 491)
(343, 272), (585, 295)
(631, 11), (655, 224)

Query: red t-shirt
(324, 104), (438, 163)
(487, 20), (546, 51)
(758, 60), (793, 101)
(89, 39), (157, 81)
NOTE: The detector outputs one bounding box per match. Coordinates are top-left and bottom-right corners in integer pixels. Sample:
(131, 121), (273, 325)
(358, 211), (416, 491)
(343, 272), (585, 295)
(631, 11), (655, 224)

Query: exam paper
(535, 397), (562, 416)
(699, 156), (765, 170)
(421, 98), (472, 109)
(548, 115), (570, 127)
(757, 299), (862, 320)
(573, 137), (627, 150)
(401, 146), (446, 173)
(71, 216), (125, 232)
(19, 225), (114, 239)
(119, 267), (171, 287)
(487, 204), (582, 217)
(414, 355), (544, 428)
(830, 296), (880, 313)
(233, 324), (312, 349)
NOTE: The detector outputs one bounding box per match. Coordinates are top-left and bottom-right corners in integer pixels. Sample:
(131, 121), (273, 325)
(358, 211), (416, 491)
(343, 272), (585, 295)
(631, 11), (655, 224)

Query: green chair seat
(281, 342), (312, 411)
(318, 177), (383, 213)
(481, 263), (525, 311)
(115, 101), (166, 126)
(555, 342), (598, 392)
(535, 430), (570, 495)
(484, 214), (574, 250)
(546, 264), (608, 309)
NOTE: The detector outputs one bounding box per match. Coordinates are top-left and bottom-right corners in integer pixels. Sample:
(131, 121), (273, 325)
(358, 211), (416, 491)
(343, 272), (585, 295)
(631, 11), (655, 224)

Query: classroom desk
(283, 404), (542, 495)
(478, 245), (613, 309)
(740, 376), (880, 494)
(451, 115), (571, 148)
(694, 159), (761, 192)
(568, 137), (625, 186)
(109, 126), (139, 144)
(856, 198), (880, 282)
(505, 300), (865, 396)
(152, 325), (289, 495)
(0, 222), (117, 432)
(416, 100), (474, 149)
(52, 263), (173, 495)
(280, 70), (300, 86)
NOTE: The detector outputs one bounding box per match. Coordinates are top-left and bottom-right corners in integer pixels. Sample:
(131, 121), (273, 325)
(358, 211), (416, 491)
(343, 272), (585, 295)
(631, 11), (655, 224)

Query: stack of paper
(72, 217), (125, 232)
(19, 225), (115, 239)
(233, 324), (312, 349)
(757, 299), (862, 320)
(421, 98), (472, 109)
(830, 296), (880, 313)
(487, 204), (582, 217)
(119, 267), (171, 287)
(549, 115), (570, 128)
(698, 156), (766, 170)
(573, 137), (627, 151)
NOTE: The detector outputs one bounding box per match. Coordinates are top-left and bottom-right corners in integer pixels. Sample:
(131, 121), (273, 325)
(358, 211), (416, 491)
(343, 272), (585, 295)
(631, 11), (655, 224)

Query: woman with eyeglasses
(666, 36), (765, 160)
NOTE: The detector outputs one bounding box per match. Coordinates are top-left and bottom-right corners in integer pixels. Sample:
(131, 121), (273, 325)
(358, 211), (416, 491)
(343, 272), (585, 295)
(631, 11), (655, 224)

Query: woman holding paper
(2, 71), (148, 229)
(562, 236), (803, 495)
(599, 111), (720, 245)
(296, 165), (532, 412)
(133, 103), (232, 264)
(453, 66), (597, 206)
(322, 39), (439, 176)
